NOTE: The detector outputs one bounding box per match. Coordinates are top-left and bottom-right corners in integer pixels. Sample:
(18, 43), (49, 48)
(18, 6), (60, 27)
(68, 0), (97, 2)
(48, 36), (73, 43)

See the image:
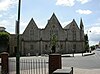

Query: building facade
(9, 13), (85, 56)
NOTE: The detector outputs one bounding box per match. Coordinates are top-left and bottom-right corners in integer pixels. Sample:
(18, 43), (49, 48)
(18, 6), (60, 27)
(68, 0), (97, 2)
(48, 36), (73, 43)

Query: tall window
(73, 30), (76, 40)
(45, 44), (48, 50)
(73, 44), (76, 50)
(72, 24), (76, 40)
(30, 45), (34, 50)
(60, 44), (63, 49)
(29, 29), (34, 40)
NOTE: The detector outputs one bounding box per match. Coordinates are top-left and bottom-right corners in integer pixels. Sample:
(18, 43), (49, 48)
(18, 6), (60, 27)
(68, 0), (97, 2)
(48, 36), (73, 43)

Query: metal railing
(9, 58), (48, 74)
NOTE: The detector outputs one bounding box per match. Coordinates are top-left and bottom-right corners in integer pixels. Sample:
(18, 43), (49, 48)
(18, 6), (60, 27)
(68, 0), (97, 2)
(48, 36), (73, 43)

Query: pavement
(74, 68), (100, 74)
(62, 51), (100, 74)
(8, 68), (100, 74)
(61, 67), (100, 74)
(61, 52), (95, 57)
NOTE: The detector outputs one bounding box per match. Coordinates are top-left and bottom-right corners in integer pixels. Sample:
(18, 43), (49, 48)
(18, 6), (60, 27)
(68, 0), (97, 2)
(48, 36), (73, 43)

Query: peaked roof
(45, 13), (63, 29)
(64, 19), (79, 29)
(49, 13), (60, 23)
(50, 13), (57, 19)
(23, 18), (38, 34)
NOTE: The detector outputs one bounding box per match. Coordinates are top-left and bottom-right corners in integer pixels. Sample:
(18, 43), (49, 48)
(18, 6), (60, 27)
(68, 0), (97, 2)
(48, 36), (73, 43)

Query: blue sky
(0, 0), (100, 46)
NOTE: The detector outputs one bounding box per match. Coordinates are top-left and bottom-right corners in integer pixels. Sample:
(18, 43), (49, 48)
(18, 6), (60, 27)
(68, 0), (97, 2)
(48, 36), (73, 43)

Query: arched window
(29, 29), (34, 40)
(30, 45), (34, 50)
(60, 44), (63, 49)
(45, 44), (48, 50)
(73, 30), (76, 40)
(73, 44), (76, 50)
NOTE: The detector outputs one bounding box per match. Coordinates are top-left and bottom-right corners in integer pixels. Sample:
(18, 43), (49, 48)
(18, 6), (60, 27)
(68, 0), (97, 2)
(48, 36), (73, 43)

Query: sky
(0, 0), (100, 46)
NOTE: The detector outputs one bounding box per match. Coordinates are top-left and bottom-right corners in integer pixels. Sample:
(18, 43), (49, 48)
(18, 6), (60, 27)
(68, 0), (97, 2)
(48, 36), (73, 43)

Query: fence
(9, 57), (48, 74)
(0, 53), (63, 74)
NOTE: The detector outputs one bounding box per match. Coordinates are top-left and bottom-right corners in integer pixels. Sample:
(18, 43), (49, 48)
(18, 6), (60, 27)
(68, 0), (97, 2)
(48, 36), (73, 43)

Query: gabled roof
(23, 18), (38, 34)
(50, 13), (59, 21)
(45, 13), (63, 29)
(64, 19), (79, 29)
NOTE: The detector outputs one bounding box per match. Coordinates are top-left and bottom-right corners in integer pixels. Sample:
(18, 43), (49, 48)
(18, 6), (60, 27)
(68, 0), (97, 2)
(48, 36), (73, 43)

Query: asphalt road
(62, 49), (100, 69)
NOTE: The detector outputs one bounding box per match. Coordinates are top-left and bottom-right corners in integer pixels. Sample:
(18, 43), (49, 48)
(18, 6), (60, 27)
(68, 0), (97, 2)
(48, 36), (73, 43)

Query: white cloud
(20, 20), (28, 34)
(0, 0), (18, 11)
(0, 20), (9, 26)
(56, 0), (91, 7)
(86, 19), (100, 46)
(8, 14), (17, 19)
(0, 19), (14, 33)
(89, 41), (99, 46)
(77, 0), (91, 4)
(0, 14), (2, 17)
(89, 32), (100, 46)
(89, 27), (100, 34)
(61, 20), (72, 28)
(0, 18), (28, 34)
(56, 0), (75, 7)
(76, 9), (92, 14)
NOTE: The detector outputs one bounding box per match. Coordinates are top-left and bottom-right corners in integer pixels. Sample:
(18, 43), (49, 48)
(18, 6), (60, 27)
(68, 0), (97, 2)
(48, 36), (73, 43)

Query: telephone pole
(16, 0), (21, 74)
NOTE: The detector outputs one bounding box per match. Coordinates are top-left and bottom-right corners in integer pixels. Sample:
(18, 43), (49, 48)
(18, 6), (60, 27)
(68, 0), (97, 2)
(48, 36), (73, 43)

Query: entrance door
(51, 45), (56, 53)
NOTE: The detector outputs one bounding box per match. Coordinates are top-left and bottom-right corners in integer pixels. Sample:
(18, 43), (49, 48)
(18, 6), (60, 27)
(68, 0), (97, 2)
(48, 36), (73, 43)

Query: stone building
(9, 13), (85, 56)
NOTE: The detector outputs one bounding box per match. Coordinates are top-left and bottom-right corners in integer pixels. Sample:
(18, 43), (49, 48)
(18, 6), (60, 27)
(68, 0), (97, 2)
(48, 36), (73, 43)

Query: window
(73, 44), (76, 50)
(53, 25), (55, 28)
(60, 44), (63, 49)
(73, 30), (76, 40)
(45, 44), (47, 50)
(29, 29), (34, 40)
(30, 45), (34, 50)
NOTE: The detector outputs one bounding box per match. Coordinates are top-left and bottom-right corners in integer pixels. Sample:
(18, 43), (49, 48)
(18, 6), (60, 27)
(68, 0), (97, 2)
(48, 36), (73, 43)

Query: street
(62, 50), (100, 69)
(62, 49), (100, 74)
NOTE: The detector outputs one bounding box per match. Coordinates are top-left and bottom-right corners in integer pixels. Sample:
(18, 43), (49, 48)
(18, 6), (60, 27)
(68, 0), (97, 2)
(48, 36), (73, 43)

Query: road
(62, 50), (100, 69)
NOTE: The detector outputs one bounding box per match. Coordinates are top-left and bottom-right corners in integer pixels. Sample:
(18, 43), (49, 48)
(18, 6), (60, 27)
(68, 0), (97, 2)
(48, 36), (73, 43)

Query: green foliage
(84, 34), (89, 51)
(90, 45), (95, 51)
(0, 32), (10, 46)
(84, 34), (88, 41)
(50, 35), (57, 46)
(85, 44), (89, 50)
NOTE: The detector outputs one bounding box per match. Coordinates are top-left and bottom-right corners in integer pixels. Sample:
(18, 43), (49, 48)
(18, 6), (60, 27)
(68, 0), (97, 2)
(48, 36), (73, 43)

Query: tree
(84, 34), (89, 52)
(50, 35), (57, 53)
(0, 32), (10, 52)
(90, 45), (95, 51)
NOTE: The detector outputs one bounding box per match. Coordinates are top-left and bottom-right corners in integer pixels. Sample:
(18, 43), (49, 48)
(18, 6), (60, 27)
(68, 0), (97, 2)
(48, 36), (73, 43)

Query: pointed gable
(45, 13), (63, 30)
(49, 13), (60, 23)
(23, 18), (38, 34)
(64, 19), (79, 30)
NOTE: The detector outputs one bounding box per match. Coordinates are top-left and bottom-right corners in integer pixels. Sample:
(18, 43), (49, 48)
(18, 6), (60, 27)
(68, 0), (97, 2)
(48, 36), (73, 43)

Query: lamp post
(86, 30), (91, 52)
(16, 0), (21, 74)
(87, 31), (91, 43)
